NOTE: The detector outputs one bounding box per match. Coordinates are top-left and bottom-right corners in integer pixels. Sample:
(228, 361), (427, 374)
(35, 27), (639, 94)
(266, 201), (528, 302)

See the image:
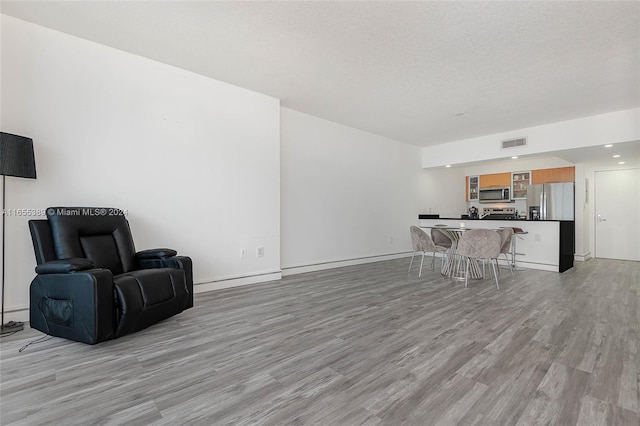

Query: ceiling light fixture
(618, 161), (625, 165)
(604, 144), (613, 148)
(511, 156), (518, 159)
(445, 164), (451, 168)
(612, 154), (621, 158)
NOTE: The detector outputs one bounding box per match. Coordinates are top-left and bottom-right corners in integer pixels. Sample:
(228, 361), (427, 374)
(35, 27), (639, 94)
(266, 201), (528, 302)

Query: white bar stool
(510, 227), (528, 270)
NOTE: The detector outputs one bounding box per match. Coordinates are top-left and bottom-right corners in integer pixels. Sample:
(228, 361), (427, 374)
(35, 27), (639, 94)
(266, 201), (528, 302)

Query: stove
(481, 207), (517, 220)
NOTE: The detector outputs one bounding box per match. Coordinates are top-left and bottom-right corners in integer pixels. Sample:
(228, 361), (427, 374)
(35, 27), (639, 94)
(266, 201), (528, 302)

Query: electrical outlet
(240, 248), (248, 258)
(257, 247), (264, 257)
(535, 234), (541, 242)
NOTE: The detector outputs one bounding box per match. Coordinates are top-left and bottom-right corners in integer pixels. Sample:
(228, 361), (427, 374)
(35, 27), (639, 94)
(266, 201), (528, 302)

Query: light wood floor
(1, 258), (638, 425)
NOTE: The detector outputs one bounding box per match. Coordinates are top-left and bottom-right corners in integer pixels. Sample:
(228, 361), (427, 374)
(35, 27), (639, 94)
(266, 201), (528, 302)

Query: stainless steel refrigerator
(526, 182), (574, 220)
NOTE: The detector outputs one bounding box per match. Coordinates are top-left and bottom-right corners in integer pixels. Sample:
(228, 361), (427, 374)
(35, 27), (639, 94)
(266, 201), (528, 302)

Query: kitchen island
(418, 217), (574, 272)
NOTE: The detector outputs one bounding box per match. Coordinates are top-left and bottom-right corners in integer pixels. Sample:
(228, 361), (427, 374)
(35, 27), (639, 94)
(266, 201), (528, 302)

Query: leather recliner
(28, 207), (193, 344)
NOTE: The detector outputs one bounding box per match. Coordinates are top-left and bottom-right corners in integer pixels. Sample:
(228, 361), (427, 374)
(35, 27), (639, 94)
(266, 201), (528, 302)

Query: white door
(594, 168), (640, 261)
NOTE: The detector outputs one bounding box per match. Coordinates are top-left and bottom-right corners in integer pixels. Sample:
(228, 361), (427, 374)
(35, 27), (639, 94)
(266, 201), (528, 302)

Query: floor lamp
(0, 132), (37, 335)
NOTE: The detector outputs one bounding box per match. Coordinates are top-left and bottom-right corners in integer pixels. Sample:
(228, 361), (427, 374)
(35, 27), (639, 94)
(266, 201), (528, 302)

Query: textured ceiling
(1, 1), (639, 148)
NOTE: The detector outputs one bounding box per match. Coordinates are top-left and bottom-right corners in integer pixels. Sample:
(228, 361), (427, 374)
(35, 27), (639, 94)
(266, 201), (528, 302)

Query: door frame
(591, 166), (640, 260)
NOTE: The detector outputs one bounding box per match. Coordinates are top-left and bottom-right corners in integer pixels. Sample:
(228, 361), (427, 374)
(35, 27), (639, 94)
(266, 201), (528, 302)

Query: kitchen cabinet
(466, 167), (573, 202)
(511, 171), (531, 199)
(479, 172), (510, 188)
(467, 176), (479, 201)
(531, 167), (575, 184)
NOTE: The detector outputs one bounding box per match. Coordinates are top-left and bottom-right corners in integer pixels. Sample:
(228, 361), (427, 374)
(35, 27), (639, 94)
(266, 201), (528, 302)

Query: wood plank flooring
(1, 258), (638, 425)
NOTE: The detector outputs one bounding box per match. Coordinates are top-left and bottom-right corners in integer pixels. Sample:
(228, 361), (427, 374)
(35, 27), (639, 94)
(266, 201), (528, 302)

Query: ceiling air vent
(501, 137), (527, 149)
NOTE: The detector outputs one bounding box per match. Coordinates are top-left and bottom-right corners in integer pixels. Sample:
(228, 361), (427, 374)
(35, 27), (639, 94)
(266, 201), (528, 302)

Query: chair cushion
(113, 268), (189, 337)
(80, 235), (122, 274)
(431, 228), (453, 249)
(47, 207), (136, 274)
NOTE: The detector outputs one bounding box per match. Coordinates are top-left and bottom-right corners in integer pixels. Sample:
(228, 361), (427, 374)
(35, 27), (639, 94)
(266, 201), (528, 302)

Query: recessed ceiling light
(612, 154), (621, 158)
(445, 164), (451, 168)
(511, 156), (518, 159)
(618, 161), (625, 165)
(604, 144), (613, 148)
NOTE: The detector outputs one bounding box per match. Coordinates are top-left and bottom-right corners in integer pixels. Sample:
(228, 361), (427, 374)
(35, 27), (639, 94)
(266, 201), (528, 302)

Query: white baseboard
(282, 252), (413, 276)
(574, 253), (591, 262)
(1, 306), (29, 324)
(4, 271), (283, 325)
(194, 271), (282, 293)
(281, 252), (563, 276)
(477, 258), (560, 272)
(513, 261), (559, 272)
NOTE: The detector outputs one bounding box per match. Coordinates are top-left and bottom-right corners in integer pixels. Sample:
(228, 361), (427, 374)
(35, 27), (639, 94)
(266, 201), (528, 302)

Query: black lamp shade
(0, 132), (37, 179)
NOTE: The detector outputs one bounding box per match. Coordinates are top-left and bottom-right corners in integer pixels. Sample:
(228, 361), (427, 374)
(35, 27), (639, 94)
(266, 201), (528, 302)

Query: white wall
(573, 163), (589, 260)
(423, 108), (640, 168)
(464, 157), (575, 177)
(280, 108), (425, 272)
(419, 168), (467, 219)
(1, 15), (281, 321)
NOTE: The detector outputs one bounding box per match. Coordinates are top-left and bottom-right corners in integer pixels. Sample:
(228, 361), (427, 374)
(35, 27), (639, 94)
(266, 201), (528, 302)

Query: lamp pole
(0, 132), (36, 335)
(1, 174), (24, 334)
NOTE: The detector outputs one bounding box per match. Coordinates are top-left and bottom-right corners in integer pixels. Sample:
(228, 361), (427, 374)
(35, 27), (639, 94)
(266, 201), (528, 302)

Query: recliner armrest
(35, 258), (95, 274)
(135, 248), (178, 259)
(30, 268), (115, 344)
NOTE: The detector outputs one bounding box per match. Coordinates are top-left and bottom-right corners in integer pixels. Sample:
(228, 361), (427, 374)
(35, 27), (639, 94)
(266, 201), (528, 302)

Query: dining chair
(456, 229), (502, 289)
(498, 227), (515, 280)
(431, 228), (453, 249)
(408, 226), (448, 277)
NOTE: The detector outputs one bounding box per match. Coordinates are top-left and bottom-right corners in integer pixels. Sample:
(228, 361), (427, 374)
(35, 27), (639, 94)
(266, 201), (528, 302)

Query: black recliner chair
(28, 207), (193, 344)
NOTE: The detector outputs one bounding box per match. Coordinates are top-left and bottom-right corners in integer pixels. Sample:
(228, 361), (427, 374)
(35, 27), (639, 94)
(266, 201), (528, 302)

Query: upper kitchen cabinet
(531, 166), (575, 184)
(479, 172), (510, 188)
(511, 171), (531, 199)
(467, 175), (479, 201)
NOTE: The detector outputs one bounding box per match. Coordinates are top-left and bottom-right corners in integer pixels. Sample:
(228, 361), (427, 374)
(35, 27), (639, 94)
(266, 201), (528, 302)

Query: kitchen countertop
(417, 217), (575, 272)
(419, 215), (526, 221)
(417, 215), (570, 222)
(448, 217), (527, 221)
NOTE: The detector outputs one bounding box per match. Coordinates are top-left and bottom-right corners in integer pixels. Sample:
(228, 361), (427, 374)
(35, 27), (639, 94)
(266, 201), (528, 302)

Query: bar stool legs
(511, 230), (528, 271)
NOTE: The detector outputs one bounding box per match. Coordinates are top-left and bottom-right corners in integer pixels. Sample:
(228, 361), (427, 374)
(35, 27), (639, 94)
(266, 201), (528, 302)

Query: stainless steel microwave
(479, 187), (510, 203)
